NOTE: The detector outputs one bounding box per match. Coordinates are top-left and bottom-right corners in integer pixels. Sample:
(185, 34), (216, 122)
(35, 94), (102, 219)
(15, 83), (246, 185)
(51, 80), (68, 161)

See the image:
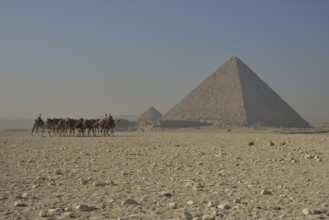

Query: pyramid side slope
(236, 58), (310, 128)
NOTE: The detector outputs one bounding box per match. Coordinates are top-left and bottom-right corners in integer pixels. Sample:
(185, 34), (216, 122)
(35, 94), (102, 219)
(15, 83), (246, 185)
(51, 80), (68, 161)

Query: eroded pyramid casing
(162, 57), (310, 128)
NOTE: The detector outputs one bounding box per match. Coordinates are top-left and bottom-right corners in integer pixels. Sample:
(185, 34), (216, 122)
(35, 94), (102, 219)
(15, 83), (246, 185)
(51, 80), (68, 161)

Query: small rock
(93, 181), (107, 187)
(304, 155), (313, 159)
(14, 201), (27, 207)
(184, 181), (194, 187)
(187, 200), (195, 205)
(302, 208), (321, 215)
(21, 193), (30, 199)
(248, 141), (254, 146)
(77, 179), (88, 185)
(202, 214), (215, 220)
(261, 189), (272, 195)
(32, 184), (40, 189)
(75, 204), (97, 212)
(218, 203), (230, 209)
(159, 191), (172, 198)
(315, 155), (322, 162)
(122, 199), (138, 206)
(63, 212), (76, 218)
(182, 209), (193, 219)
(280, 141), (286, 146)
(121, 171), (129, 175)
(39, 210), (48, 217)
(233, 199), (241, 204)
(48, 208), (63, 215)
(269, 141), (275, 146)
(55, 169), (63, 175)
(168, 202), (177, 209)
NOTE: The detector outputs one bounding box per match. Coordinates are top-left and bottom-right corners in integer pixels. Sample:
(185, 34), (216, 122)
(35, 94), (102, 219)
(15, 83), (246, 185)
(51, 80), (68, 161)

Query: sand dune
(1, 130), (329, 219)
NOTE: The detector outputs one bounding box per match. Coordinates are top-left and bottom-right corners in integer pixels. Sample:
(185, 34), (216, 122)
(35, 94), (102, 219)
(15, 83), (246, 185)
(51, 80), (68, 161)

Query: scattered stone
(21, 193), (30, 199)
(63, 212), (76, 218)
(159, 191), (172, 198)
(55, 169), (63, 175)
(77, 179), (88, 185)
(182, 209), (193, 219)
(184, 181), (194, 187)
(192, 182), (204, 191)
(218, 203), (231, 209)
(233, 199), (241, 204)
(168, 202), (177, 209)
(248, 141), (254, 146)
(14, 201), (27, 207)
(202, 214), (215, 220)
(304, 154), (313, 159)
(302, 208), (321, 215)
(122, 199), (139, 206)
(93, 181), (107, 187)
(39, 210), (48, 217)
(65, 207), (73, 212)
(48, 208), (63, 215)
(290, 158), (296, 163)
(75, 204), (97, 212)
(32, 184), (40, 189)
(121, 171), (129, 175)
(36, 175), (45, 181)
(315, 155), (322, 162)
(261, 189), (272, 195)
(129, 213), (140, 219)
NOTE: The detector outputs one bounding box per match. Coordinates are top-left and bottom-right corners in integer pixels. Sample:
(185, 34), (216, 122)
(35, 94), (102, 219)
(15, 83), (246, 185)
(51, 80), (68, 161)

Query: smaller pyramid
(138, 106), (162, 124)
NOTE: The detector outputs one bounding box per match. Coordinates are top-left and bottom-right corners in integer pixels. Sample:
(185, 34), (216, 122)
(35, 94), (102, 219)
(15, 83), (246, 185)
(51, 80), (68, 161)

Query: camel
(31, 119), (45, 136)
(83, 119), (101, 136)
(101, 117), (120, 136)
(44, 118), (59, 136)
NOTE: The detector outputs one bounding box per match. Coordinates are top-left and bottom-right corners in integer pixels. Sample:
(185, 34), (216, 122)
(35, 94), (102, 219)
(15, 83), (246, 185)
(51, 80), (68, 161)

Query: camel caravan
(32, 114), (119, 137)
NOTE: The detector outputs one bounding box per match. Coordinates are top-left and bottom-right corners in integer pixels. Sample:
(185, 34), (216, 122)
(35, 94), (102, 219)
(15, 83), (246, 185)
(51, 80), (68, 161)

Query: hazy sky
(1, 0), (328, 123)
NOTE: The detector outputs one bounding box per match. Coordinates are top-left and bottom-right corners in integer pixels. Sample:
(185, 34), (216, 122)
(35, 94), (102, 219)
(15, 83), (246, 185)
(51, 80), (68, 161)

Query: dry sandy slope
(1, 130), (329, 220)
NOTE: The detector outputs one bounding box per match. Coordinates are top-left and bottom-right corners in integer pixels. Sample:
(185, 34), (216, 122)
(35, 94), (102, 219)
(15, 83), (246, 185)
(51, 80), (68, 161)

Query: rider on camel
(35, 113), (43, 123)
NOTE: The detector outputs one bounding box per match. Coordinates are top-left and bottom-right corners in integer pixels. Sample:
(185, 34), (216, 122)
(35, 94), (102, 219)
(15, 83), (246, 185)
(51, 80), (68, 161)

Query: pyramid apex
(228, 56), (242, 63)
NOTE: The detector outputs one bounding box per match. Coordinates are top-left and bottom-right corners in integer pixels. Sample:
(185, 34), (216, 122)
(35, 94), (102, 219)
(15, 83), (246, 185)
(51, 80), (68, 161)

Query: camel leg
(32, 125), (36, 136)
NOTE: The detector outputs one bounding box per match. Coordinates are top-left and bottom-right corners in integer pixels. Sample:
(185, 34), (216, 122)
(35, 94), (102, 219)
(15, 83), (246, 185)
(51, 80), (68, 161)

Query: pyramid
(162, 56), (310, 128)
(138, 106), (162, 123)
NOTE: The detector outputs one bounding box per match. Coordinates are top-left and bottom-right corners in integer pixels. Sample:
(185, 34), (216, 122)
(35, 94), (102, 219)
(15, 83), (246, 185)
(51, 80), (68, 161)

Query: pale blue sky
(0, 0), (328, 123)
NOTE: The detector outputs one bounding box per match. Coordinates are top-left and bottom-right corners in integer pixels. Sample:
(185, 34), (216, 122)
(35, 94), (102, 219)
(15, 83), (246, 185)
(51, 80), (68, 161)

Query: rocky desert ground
(1, 128), (329, 220)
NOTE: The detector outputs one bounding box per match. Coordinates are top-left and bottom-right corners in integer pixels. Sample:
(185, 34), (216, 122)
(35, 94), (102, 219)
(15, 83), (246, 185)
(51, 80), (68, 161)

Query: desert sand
(1, 128), (329, 220)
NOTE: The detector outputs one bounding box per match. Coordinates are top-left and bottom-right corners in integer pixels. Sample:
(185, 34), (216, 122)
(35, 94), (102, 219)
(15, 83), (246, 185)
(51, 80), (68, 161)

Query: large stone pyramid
(138, 106), (162, 123)
(162, 56), (310, 128)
